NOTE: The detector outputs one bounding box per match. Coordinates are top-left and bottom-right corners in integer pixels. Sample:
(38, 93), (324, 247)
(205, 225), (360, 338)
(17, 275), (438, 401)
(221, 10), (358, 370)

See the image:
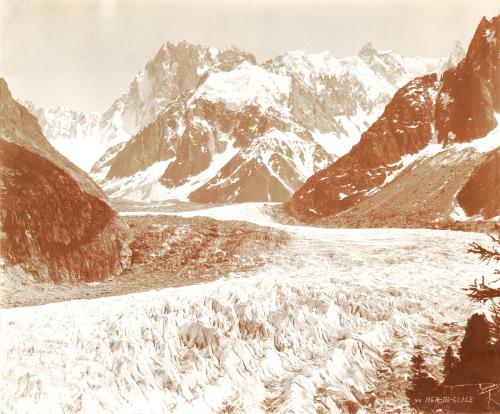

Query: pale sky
(0, 0), (498, 111)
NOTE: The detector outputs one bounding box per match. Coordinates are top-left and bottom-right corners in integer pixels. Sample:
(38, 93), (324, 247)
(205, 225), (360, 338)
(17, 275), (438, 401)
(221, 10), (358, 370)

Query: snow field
(193, 62), (290, 112)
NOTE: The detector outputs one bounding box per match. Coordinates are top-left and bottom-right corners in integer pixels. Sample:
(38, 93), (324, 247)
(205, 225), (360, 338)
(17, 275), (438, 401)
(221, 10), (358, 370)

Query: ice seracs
(0, 202), (493, 413)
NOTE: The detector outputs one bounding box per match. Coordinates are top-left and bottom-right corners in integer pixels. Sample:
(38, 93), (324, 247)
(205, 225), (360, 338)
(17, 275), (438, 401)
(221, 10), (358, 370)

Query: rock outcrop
(0, 79), (131, 282)
(457, 148), (500, 219)
(435, 16), (499, 145)
(22, 42), (257, 171)
(96, 64), (332, 203)
(310, 146), (495, 228)
(21, 39), (466, 203)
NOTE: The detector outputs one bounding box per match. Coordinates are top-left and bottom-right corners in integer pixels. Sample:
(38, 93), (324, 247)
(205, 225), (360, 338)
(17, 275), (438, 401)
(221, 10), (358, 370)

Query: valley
(0, 7), (498, 414)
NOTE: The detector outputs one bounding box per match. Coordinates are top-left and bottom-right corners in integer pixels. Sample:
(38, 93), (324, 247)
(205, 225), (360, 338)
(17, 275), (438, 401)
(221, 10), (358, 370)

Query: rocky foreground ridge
(0, 79), (131, 283)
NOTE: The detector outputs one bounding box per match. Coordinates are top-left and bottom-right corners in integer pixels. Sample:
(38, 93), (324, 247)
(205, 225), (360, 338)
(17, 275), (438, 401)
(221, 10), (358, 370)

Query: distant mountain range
(285, 15), (499, 226)
(21, 41), (464, 202)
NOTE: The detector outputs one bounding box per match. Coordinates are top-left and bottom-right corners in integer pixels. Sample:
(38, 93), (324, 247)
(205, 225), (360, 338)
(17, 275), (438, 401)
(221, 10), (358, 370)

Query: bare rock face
(285, 74), (439, 222)
(435, 16), (499, 144)
(21, 42), (256, 172)
(100, 95), (332, 202)
(457, 149), (500, 219)
(1, 80), (104, 198)
(189, 126), (327, 203)
(89, 42), (447, 203)
(25, 39), (457, 177)
(0, 79), (131, 283)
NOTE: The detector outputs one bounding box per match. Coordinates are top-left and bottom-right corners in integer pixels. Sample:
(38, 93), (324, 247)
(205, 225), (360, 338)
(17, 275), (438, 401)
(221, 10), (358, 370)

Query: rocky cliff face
(22, 42), (257, 171)
(285, 74), (440, 221)
(99, 42), (257, 145)
(310, 145), (497, 228)
(259, 46), (448, 151)
(435, 16), (499, 145)
(285, 15), (499, 225)
(262, 47), (412, 135)
(457, 148), (500, 219)
(22, 39), (461, 204)
(0, 79), (131, 282)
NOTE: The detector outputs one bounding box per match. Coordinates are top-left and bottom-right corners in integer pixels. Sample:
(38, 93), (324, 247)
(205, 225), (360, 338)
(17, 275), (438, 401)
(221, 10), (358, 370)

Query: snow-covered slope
(0, 203), (493, 413)
(94, 62), (333, 203)
(21, 101), (109, 171)
(193, 62), (290, 110)
(261, 42), (452, 142)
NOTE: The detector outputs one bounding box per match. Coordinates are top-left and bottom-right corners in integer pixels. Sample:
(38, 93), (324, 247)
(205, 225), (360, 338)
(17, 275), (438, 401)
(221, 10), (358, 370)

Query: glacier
(0, 204), (493, 413)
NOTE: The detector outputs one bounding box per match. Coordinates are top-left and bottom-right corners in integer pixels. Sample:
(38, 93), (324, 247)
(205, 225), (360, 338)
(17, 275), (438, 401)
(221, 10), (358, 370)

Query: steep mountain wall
(435, 16), (499, 144)
(285, 74), (439, 221)
(0, 79), (131, 282)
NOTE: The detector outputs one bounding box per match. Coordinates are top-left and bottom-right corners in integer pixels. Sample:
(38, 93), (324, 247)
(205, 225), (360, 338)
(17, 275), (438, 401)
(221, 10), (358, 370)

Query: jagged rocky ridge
(86, 42), (458, 203)
(0, 79), (131, 283)
(22, 39), (463, 174)
(285, 15), (499, 225)
(23, 42), (257, 171)
(96, 63), (333, 203)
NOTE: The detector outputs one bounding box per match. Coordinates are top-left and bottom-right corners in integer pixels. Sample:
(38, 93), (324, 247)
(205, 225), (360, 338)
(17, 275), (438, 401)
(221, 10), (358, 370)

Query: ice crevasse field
(0, 203), (494, 413)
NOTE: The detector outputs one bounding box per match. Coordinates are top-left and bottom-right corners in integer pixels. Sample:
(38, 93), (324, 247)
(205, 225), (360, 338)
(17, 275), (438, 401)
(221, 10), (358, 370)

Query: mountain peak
(451, 40), (465, 54)
(358, 42), (377, 56)
(440, 40), (466, 71)
(465, 14), (498, 61)
(160, 40), (207, 52)
(0, 77), (12, 101)
(449, 40), (465, 60)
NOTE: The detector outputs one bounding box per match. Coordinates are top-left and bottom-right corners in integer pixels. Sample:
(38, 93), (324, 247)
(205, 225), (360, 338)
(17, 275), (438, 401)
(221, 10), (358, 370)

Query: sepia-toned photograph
(0, 0), (499, 412)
